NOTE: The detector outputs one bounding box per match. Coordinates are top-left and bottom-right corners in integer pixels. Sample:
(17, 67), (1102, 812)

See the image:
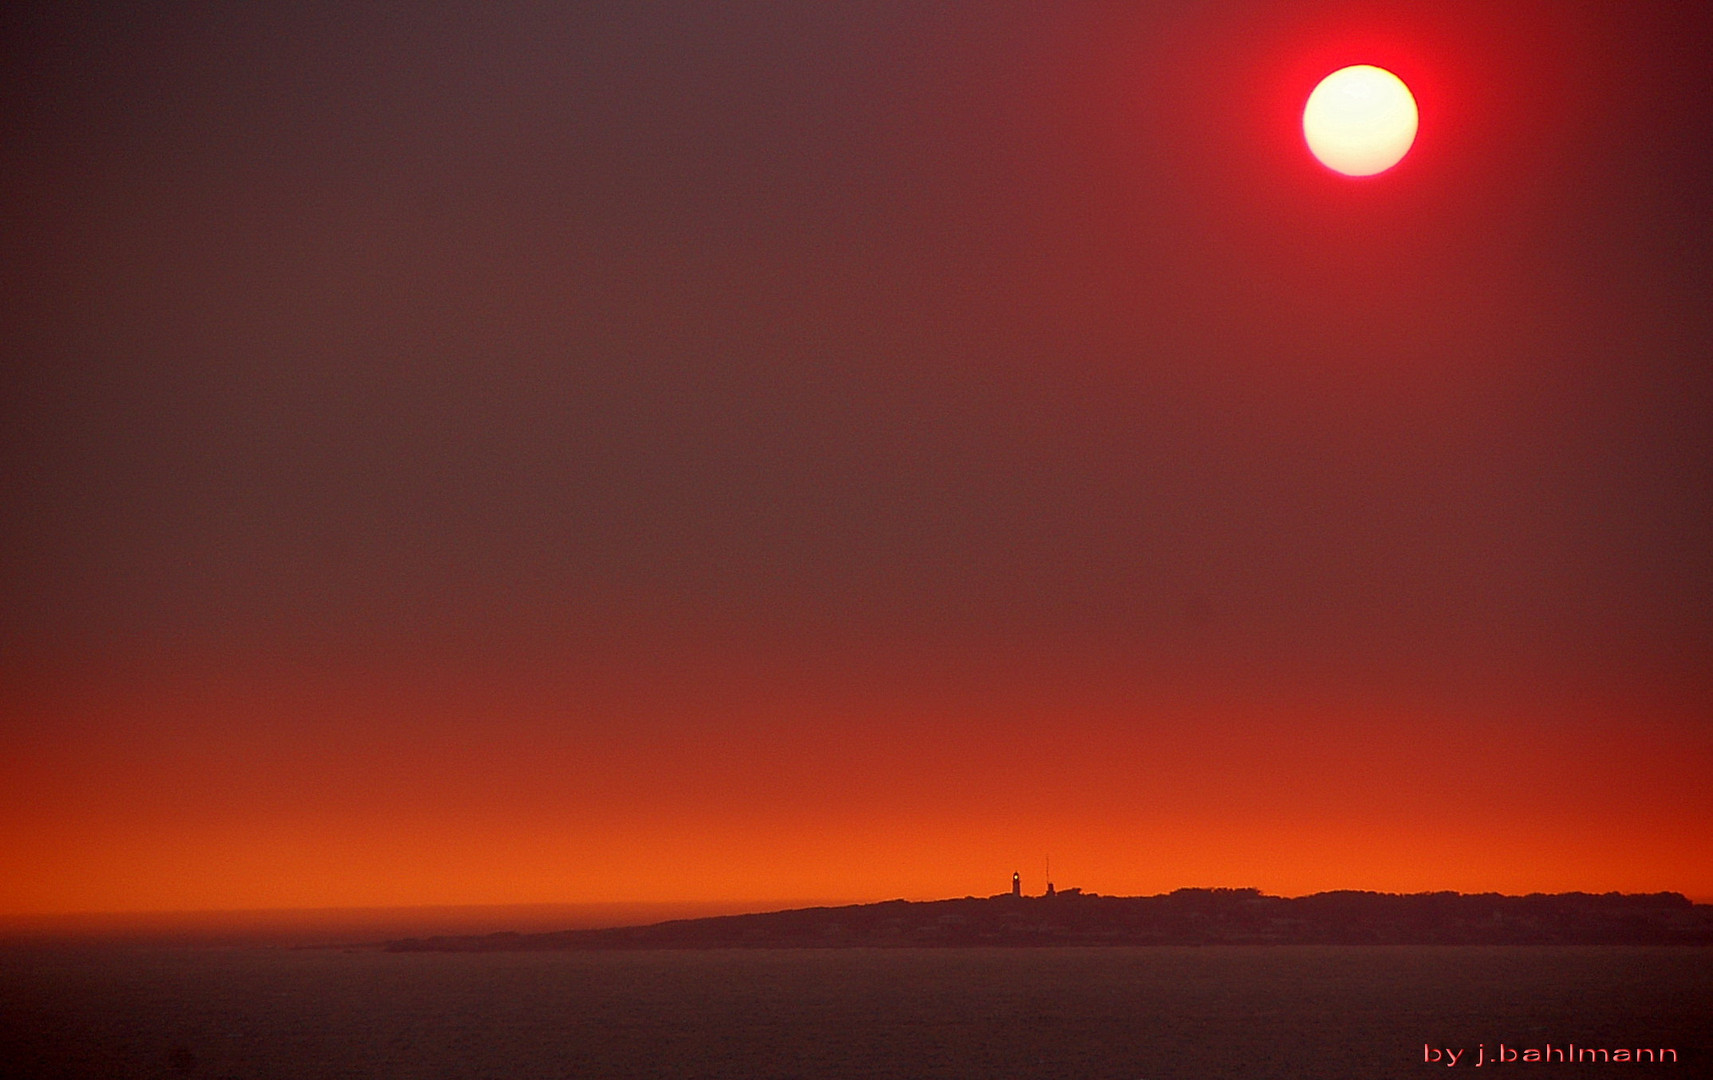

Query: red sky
(3, 0), (1710, 915)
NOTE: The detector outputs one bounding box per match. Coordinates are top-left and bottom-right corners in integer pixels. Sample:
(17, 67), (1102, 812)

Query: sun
(1302, 65), (1418, 177)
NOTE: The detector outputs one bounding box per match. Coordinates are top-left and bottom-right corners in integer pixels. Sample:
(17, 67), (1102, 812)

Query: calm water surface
(1, 946), (1706, 1079)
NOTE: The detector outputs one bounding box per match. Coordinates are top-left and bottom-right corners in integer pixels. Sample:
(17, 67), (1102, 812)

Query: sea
(1, 942), (1707, 1079)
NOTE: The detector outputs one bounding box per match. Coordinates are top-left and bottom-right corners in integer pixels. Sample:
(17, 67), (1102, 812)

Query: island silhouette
(386, 888), (1713, 951)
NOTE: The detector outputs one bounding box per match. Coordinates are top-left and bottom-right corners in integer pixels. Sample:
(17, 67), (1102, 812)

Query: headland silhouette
(386, 887), (1713, 951)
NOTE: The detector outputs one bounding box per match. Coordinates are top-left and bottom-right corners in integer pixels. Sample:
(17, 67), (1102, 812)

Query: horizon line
(5, 885), (1708, 924)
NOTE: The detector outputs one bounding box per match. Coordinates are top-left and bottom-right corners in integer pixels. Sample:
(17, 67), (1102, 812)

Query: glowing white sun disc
(1303, 65), (1418, 176)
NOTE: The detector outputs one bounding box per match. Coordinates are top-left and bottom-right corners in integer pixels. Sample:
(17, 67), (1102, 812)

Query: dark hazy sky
(3, 1), (1710, 912)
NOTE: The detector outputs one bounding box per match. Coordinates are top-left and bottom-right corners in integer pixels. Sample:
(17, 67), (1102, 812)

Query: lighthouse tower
(1012, 872), (1021, 897)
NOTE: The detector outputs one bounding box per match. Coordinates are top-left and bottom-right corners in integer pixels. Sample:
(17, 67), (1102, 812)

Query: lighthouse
(1012, 872), (1021, 897)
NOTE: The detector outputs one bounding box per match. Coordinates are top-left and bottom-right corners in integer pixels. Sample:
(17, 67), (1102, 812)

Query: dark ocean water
(1, 945), (1706, 1079)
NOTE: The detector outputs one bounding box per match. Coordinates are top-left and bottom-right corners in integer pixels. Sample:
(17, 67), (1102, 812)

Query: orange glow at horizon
(5, 655), (1709, 916)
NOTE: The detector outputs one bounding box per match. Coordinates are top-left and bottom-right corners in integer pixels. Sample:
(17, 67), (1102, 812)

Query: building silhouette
(1012, 872), (1021, 897)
